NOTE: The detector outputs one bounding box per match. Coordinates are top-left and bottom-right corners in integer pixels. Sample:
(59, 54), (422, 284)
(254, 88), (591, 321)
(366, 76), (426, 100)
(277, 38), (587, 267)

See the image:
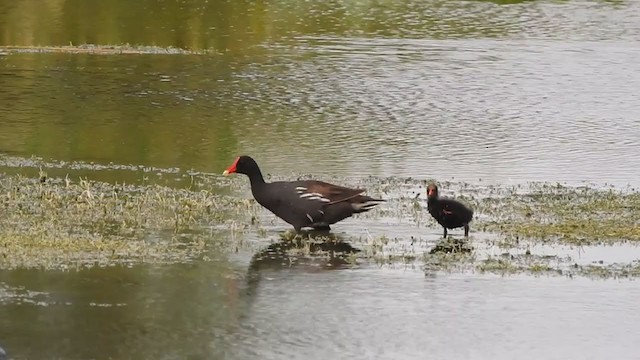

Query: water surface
(1, 0), (639, 186)
(1, 0), (640, 359)
(2, 259), (640, 359)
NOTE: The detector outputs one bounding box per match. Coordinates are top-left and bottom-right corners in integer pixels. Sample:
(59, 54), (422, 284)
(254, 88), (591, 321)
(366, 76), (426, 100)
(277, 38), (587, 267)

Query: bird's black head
(222, 155), (259, 177)
(426, 183), (439, 199)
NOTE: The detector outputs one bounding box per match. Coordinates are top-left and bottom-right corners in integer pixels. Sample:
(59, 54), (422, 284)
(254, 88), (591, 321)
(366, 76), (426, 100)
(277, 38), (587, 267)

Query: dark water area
(1, 0), (640, 359)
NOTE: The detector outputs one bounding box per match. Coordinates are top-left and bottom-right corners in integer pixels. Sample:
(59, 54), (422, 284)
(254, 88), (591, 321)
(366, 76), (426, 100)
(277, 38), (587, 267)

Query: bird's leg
(464, 224), (469, 237)
(443, 227), (448, 238)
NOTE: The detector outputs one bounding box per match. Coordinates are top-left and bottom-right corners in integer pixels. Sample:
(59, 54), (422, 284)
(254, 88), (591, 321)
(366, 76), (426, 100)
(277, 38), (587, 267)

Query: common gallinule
(426, 182), (473, 237)
(223, 156), (384, 232)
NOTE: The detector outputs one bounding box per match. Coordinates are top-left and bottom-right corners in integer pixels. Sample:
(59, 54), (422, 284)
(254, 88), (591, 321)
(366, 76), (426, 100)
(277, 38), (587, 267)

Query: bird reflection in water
(244, 231), (361, 297)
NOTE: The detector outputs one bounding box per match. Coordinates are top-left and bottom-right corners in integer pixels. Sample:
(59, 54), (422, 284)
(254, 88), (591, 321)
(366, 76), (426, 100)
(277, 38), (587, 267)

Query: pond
(1, 0), (640, 358)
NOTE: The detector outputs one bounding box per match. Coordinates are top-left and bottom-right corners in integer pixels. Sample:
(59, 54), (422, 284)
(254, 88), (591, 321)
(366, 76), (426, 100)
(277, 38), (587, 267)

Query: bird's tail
(351, 197), (385, 213)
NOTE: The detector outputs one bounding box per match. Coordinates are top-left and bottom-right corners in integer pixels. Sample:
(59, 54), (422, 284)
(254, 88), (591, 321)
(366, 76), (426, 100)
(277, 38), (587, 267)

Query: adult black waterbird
(222, 155), (385, 232)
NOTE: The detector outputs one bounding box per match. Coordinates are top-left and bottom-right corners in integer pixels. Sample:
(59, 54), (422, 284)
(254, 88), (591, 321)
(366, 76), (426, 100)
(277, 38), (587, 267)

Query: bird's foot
(312, 225), (331, 232)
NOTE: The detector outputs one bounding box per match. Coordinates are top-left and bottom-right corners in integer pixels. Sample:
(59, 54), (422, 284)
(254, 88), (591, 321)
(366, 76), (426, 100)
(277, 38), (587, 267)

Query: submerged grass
(288, 178), (640, 278)
(475, 183), (640, 245)
(0, 44), (213, 55)
(0, 173), (256, 269)
(1, 163), (639, 278)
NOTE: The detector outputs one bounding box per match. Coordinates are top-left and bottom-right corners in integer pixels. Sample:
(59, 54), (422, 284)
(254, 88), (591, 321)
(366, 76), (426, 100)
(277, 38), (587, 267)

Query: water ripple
(238, 37), (640, 185)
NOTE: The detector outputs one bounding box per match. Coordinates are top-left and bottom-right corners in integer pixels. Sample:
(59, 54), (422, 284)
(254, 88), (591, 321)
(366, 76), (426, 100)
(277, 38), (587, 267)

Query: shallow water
(2, 260), (640, 360)
(2, 0), (640, 358)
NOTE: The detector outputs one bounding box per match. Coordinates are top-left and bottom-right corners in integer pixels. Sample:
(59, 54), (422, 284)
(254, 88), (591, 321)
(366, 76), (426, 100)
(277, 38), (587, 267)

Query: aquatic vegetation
(475, 253), (565, 276)
(472, 253), (640, 279)
(342, 179), (640, 278)
(0, 44), (214, 55)
(428, 237), (473, 254)
(475, 183), (640, 245)
(423, 251), (475, 274)
(477, 257), (519, 274)
(0, 174), (254, 269)
(1, 164), (638, 278)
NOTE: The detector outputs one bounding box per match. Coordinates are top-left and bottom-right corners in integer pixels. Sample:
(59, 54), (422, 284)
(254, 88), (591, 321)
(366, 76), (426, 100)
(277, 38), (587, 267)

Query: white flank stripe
(352, 201), (382, 211)
(306, 214), (313, 222)
(296, 187), (307, 191)
(300, 192), (330, 202)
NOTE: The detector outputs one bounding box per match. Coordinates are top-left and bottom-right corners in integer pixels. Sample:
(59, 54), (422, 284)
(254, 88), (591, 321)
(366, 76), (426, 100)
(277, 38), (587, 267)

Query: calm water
(1, 0), (639, 186)
(2, 0), (640, 358)
(3, 261), (640, 360)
